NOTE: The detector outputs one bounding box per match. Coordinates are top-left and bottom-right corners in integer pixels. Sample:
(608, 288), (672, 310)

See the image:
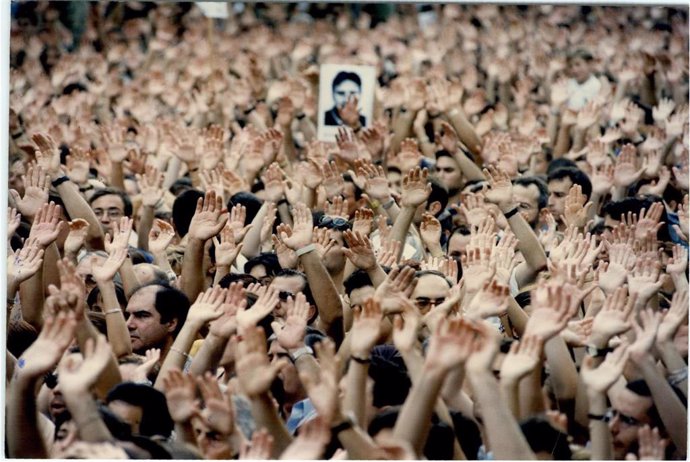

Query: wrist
(499, 203), (518, 214)
(587, 334), (611, 350)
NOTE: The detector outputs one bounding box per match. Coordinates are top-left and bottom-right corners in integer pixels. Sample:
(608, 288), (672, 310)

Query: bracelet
(382, 198), (396, 210)
(331, 414), (355, 435)
(295, 243), (316, 257)
(351, 355), (371, 364)
(51, 176), (70, 188)
(503, 207), (519, 219)
(79, 184), (94, 192)
(587, 413), (606, 421)
(170, 347), (190, 359)
(105, 309), (122, 315)
(277, 198), (289, 206)
(669, 367), (688, 386)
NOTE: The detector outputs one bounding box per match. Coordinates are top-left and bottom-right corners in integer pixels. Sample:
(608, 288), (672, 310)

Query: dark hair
(244, 253), (281, 277)
(87, 283), (128, 310)
(228, 192), (263, 225)
(130, 282), (190, 336)
(547, 158), (578, 175)
(450, 411), (483, 460)
(519, 416), (572, 460)
(434, 149), (454, 160)
(106, 382), (174, 438)
(172, 189), (204, 238)
(602, 196), (670, 242)
(568, 48), (594, 62)
(7, 319), (38, 358)
(273, 269), (317, 309)
(331, 71), (362, 91)
(342, 173), (364, 201)
(548, 167), (593, 200)
(368, 407), (454, 460)
(129, 249), (154, 265)
(428, 177), (449, 213)
(344, 269), (374, 296)
(218, 273), (260, 289)
(169, 177), (193, 197)
(513, 176), (549, 210)
(89, 187), (133, 217)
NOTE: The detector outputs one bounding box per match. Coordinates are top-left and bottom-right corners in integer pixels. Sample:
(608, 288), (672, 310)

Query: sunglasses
(318, 215), (350, 231)
(44, 372), (59, 389)
(278, 291), (295, 301)
(414, 297), (446, 309)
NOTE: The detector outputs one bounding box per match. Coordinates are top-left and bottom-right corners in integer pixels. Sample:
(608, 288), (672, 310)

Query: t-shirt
(567, 75), (601, 111)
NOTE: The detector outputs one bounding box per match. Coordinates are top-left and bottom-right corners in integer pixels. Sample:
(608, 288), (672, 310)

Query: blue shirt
(286, 398), (318, 434)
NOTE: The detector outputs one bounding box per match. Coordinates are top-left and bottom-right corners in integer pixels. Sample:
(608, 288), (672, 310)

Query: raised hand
(300, 339), (342, 423)
(237, 286), (279, 332)
(187, 286), (226, 327)
(352, 208), (374, 236)
(321, 161), (346, 198)
(392, 306), (422, 353)
(8, 238), (44, 287)
(32, 133), (62, 178)
(465, 278), (510, 320)
(420, 212), (442, 253)
(28, 202), (63, 248)
(356, 159), (392, 202)
(56, 258), (86, 320)
(350, 298), (384, 359)
(590, 286), (635, 348)
(338, 95), (361, 128)
(15, 311), (77, 380)
(627, 257), (663, 306)
(270, 293), (309, 350)
(58, 334), (113, 395)
(104, 216), (133, 253)
(279, 203), (313, 250)
(483, 164), (513, 209)
(400, 167), (432, 208)
(598, 243), (636, 295)
(424, 317), (477, 373)
(197, 372), (235, 436)
(188, 191), (228, 242)
(129, 348), (161, 383)
(92, 247), (128, 283)
(227, 204), (252, 244)
(8, 207), (21, 239)
(376, 238), (401, 268)
(209, 282), (245, 339)
(657, 289), (688, 346)
(335, 126), (363, 164)
(628, 308), (662, 363)
(65, 147), (92, 184)
(136, 165), (165, 208)
(148, 219), (176, 254)
(10, 164), (50, 219)
(628, 202), (665, 241)
(632, 425), (669, 460)
(213, 224), (243, 268)
(525, 282), (578, 341)
(236, 326), (289, 398)
(101, 123), (129, 163)
(613, 144), (645, 188)
(500, 335), (543, 384)
(374, 266), (417, 315)
(342, 230), (376, 271)
(240, 429), (274, 460)
(665, 244), (688, 276)
(580, 343), (630, 395)
(280, 417), (330, 461)
(272, 226), (298, 269)
(261, 163), (286, 203)
(63, 219), (90, 257)
(162, 368), (201, 423)
(562, 184), (593, 229)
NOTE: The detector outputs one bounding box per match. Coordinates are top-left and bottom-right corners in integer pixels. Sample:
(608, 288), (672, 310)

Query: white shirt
(567, 75), (601, 110)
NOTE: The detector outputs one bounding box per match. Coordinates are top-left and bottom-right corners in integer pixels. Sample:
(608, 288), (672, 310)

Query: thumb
(9, 189), (20, 202)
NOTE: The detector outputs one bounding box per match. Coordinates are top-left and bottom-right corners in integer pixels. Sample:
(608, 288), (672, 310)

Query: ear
(429, 201), (442, 215)
(166, 318), (178, 334)
(307, 305), (317, 324)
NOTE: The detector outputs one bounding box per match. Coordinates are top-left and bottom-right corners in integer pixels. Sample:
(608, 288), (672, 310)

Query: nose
(608, 414), (620, 434)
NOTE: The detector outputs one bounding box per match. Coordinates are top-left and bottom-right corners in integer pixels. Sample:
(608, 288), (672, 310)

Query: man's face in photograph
(333, 79), (361, 108)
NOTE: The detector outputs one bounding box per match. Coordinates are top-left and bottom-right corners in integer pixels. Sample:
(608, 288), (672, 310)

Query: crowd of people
(6, 2), (690, 459)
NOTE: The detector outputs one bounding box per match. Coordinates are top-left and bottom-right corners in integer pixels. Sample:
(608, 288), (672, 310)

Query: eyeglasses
(603, 409), (642, 427)
(44, 372), (59, 389)
(414, 297), (446, 309)
(93, 208), (124, 219)
(319, 215), (350, 231)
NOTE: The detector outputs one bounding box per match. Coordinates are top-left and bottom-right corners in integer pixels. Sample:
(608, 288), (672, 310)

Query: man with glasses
(411, 270), (452, 315)
(88, 187), (133, 236)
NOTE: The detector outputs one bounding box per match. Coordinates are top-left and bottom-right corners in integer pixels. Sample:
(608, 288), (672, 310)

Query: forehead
(270, 275), (304, 293)
(334, 80), (360, 92)
(127, 286), (159, 312)
(350, 286), (375, 306)
(413, 274), (450, 297)
(436, 156), (458, 168)
(513, 184), (540, 204)
(610, 388), (653, 421)
(448, 233), (469, 252)
(91, 194), (125, 210)
(548, 177), (573, 193)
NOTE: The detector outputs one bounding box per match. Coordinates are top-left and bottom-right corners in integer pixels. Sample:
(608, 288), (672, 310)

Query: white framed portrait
(317, 64), (376, 141)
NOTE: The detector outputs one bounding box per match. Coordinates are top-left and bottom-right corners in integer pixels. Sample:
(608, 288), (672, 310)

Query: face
(569, 57), (590, 84)
(512, 184), (541, 227)
(268, 341), (303, 398)
(269, 275), (306, 319)
(322, 229), (346, 274)
(249, 264), (268, 280)
(9, 160), (25, 196)
(412, 273), (451, 315)
(447, 232), (470, 258)
(91, 194), (126, 235)
(125, 286), (176, 354)
(436, 156), (463, 191)
(608, 388), (654, 459)
(108, 400), (143, 434)
(349, 285), (376, 312)
(547, 177), (573, 218)
(531, 151), (548, 175)
(52, 419), (79, 457)
(333, 79), (361, 108)
(387, 171), (402, 193)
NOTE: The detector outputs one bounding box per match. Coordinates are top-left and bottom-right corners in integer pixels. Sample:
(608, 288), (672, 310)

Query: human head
(434, 150), (463, 193)
(608, 380), (663, 459)
(567, 49), (594, 84)
(9, 154), (26, 196)
(268, 269), (316, 321)
(125, 283), (190, 354)
(331, 71), (362, 108)
(132, 263), (169, 285)
(512, 176), (548, 228)
(411, 270), (452, 315)
(547, 167), (592, 218)
(89, 187), (133, 235)
(244, 253), (281, 281)
(344, 269), (375, 310)
(106, 382), (174, 438)
(519, 416), (572, 460)
(172, 189), (204, 238)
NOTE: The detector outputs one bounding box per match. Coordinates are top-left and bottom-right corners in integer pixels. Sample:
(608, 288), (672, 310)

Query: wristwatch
(585, 345), (612, 358)
(331, 412), (356, 435)
(288, 345), (314, 363)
